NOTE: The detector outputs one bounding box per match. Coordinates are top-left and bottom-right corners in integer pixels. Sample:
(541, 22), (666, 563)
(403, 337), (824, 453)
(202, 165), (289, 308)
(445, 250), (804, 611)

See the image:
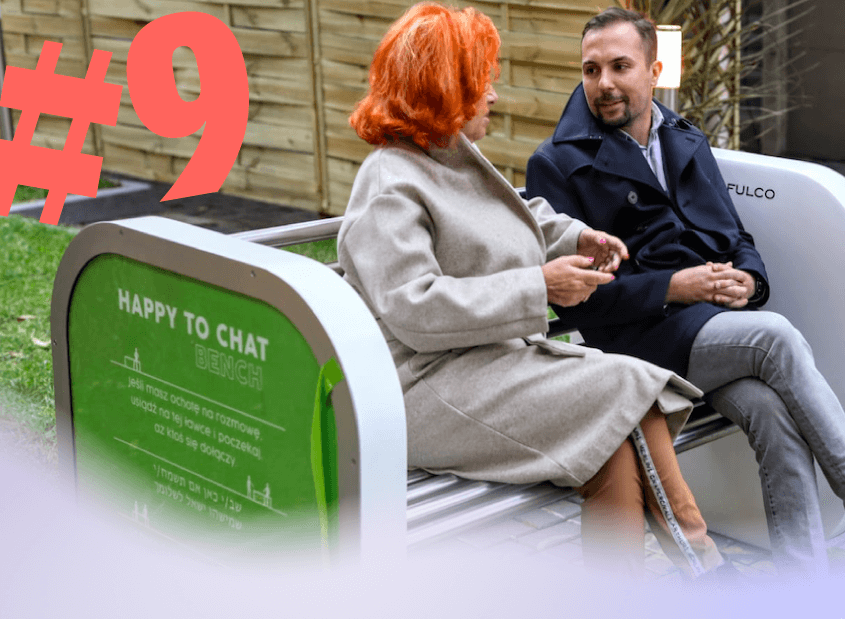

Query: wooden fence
(1, 0), (611, 215)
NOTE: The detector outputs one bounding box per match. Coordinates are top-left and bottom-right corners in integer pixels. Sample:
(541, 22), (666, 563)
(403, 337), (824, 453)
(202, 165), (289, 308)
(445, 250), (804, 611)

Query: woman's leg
(576, 437), (646, 577)
(577, 405), (724, 578)
(637, 406), (724, 575)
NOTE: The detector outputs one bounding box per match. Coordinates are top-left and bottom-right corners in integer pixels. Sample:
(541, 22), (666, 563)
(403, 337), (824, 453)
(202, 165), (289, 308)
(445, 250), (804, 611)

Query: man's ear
(651, 60), (663, 88)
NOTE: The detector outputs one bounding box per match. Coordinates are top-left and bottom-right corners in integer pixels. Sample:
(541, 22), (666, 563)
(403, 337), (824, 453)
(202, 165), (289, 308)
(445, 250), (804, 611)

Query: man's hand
(542, 255), (615, 307)
(666, 262), (755, 308)
(577, 229), (629, 273)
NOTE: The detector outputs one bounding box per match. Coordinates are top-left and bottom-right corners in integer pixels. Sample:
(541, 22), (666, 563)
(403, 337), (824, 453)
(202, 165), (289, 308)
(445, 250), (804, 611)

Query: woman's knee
(577, 438), (642, 508)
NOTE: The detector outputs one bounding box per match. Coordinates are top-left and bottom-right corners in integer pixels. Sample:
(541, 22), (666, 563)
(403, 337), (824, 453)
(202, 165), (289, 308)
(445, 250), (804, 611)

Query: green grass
(13, 176), (117, 203)
(0, 214), (337, 449)
(0, 215), (77, 438)
(283, 238), (338, 264)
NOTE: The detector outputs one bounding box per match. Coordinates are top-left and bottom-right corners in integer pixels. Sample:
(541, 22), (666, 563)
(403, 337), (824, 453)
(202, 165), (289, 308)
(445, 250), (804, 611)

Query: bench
(232, 148), (845, 549)
(231, 219), (737, 549)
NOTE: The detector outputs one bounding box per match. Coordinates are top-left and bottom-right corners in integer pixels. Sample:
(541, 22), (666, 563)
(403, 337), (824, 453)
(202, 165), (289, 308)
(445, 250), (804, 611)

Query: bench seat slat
(407, 481), (570, 548)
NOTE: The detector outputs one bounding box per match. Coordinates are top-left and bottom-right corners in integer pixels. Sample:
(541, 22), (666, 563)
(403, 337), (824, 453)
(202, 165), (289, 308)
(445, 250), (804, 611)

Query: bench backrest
(713, 149), (845, 408)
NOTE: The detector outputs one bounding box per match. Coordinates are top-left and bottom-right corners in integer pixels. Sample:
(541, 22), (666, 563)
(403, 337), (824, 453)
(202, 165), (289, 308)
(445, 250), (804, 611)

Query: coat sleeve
(338, 189), (551, 353)
(526, 149), (675, 328)
(524, 194), (588, 262)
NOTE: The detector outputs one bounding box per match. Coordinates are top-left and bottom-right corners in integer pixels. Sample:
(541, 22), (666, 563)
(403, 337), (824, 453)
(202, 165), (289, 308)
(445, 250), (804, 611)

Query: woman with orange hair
(338, 2), (727, 579)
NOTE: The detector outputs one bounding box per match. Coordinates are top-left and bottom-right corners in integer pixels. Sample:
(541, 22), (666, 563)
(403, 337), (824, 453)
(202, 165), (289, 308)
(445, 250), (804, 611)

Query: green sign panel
(68, 254), (342, 561)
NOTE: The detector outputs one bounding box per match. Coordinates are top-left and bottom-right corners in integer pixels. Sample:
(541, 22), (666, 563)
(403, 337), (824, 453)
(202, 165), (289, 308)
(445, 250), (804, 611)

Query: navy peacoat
(525, 83), (770, 376)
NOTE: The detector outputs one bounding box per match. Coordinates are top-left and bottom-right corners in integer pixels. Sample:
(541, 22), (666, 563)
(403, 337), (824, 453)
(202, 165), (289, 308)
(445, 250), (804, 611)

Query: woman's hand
(542, 255), (615, 307)
(577, 229), (628, 273)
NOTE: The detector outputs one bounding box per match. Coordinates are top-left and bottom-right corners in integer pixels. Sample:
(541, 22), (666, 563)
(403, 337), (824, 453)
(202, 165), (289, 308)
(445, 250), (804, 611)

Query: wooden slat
(1, 13), (84, 37)
(108, 105), (315, 154)
(475, 135), (539, 171)
(243, 120), (314, 152)
(200, 0), (306, 8)
(223, 185), (319, 212)
(20, 0), (80, 17)
(484, 0), (603, 9)
(230, 6), (306, 32)
(4, 32), (84, 59)
(87, 0), (226, 22)
(3, 52), (86, 77)
(505, 116), (558, 144)
(320, 58), (368, 89)
(319, 31), (381, 67)
(322, 80), (366, 113)
(232, 26), (308, 57)
(170, 68), (313, 106)
(2, 33), (26, 55)
(103, 142), (172, 180)
(317, 0), (412, 21)
(247, 101), (314, 129)
(89, 16), (146, 39)
(1, 0), (25, 14)
(327, 156), (360, 187)
(494, 83), (570, 123)
(224, 165), (317, 195)
(507, 4), (598, 35)
(318, 8), (394, 40)
(500, 30), (581, 66)
(238, 145), (316, 180)
(242, 55), (312, 80)
(101, 124), (200, 159)
(510, 62), (581, 95)
(326, 133), (372, 164)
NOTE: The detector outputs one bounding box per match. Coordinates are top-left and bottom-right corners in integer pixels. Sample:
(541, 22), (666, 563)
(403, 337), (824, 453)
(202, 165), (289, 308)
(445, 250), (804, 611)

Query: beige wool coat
(338, 134), (702, 487)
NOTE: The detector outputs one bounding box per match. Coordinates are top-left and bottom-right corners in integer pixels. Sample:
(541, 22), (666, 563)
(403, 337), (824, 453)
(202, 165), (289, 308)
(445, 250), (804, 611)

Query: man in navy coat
(525, 6), (845, 575)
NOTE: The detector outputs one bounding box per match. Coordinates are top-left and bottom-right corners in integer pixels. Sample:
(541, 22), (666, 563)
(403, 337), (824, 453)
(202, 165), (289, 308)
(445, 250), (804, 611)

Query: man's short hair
(582, 7), (657, 64)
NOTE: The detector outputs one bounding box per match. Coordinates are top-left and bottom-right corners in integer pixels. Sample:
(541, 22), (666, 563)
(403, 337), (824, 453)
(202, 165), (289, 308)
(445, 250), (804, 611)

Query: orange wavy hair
(349, 2), (500, 149)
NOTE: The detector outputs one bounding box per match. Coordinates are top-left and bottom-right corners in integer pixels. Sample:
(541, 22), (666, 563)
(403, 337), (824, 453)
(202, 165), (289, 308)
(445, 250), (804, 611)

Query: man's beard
(594, 96), (631, 129)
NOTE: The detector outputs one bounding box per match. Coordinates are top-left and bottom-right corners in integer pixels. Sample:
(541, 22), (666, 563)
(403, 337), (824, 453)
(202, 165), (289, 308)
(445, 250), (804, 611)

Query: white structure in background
(655, 24), (682, 112)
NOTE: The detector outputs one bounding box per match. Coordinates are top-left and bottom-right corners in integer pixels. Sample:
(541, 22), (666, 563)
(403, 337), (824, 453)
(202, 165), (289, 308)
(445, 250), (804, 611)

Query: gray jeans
(686, 310), (845, 576)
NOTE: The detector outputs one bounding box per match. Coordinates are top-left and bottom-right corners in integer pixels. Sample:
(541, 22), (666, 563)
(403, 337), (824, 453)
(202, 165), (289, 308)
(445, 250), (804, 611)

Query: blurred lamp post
(655, 25), (682, 112)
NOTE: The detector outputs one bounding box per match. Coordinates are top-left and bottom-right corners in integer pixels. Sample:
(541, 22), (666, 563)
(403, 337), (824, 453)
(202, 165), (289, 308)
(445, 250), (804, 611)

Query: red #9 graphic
(0, 12), (249, 225)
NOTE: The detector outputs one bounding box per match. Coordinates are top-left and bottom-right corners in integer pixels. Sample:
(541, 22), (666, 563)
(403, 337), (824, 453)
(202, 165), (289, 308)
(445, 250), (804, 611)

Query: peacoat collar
(552, 83), (706, 198)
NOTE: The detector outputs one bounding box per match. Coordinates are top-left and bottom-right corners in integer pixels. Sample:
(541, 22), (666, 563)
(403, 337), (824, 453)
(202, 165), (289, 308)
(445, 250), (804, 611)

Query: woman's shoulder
(361, 140), (437, 171)
(353, 141), (446, 197)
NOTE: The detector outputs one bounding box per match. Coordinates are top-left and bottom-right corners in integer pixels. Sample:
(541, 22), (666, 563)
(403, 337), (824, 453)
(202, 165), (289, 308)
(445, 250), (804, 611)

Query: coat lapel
(591, 135), (667, 196)
(659, 120), (706, 196)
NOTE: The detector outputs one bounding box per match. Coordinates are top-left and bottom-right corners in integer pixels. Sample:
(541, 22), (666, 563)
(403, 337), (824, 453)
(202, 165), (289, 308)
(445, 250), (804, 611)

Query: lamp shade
(656, 25), (682, 89)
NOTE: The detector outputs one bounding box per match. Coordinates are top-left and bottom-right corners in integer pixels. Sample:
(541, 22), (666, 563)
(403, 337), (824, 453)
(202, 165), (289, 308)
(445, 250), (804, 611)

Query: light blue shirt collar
(619, 101), (668, 192)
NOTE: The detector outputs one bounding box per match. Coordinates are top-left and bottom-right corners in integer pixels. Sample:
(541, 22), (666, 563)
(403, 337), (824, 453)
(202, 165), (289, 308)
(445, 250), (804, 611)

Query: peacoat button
(627, 191), (638, 204)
